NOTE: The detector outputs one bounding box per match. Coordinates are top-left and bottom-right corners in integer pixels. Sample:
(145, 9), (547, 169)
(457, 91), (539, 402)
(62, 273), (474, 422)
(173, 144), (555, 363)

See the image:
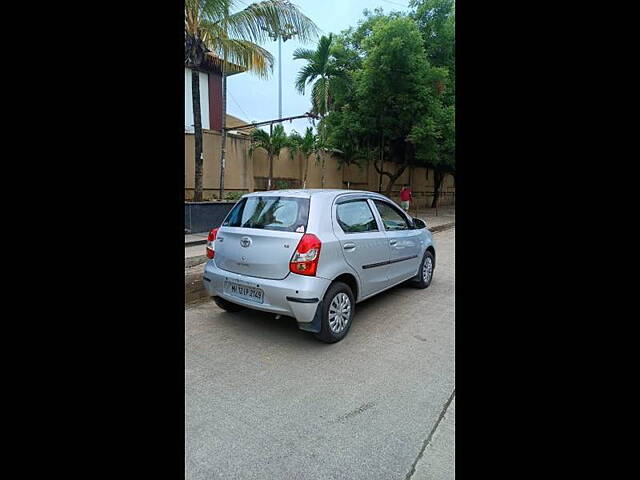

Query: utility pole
(278, 36), (282, 119)
(268, 122), (273, 191)
(264, 24), (297, 120)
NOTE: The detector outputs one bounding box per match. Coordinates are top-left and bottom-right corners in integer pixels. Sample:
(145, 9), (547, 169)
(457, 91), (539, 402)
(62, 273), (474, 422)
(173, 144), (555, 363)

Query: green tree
(288, 126), (338, 189)
(410, 0), (455, 206)
(356, 16), (440, 196)
(185, 0), (317, 201)
(409, 100), (454, 207)
(248, 124), (295, 190)
(333, 142), (367, 189)
(322, 7), (455, 205)
(293, 34), (346, 117)
(410, 0), (455, 72)
(321, 106), (368, 189)
(288, 127), (316, 189)
(314, 125), (340, 188)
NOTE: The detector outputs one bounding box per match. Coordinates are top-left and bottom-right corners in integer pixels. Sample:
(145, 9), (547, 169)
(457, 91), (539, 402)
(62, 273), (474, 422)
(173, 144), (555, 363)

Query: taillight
(290, 233), (322, 276)
(206, 228), (219, 259)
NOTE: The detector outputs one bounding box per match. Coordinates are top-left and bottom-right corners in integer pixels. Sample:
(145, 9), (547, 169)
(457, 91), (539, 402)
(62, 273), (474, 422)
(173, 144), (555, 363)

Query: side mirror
(412, 218), (426, 229)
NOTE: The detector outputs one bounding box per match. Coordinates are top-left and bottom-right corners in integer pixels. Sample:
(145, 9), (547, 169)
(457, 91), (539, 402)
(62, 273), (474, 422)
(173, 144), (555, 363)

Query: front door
(333, 198), (390, 298)
(371, 199), (422, 285)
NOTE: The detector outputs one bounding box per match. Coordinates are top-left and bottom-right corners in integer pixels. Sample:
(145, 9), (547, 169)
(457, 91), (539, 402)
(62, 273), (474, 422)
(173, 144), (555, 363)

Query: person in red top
(399, 185), (412, 211)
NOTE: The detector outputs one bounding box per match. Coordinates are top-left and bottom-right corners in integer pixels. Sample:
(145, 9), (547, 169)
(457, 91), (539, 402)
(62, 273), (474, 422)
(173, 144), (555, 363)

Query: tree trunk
(409, 166), (416, 215)
(383, 163), (408, 197)
(342, 163), (347, 188)
(268, 153), (274, 190)
(268, 124), (274, 190)
(192, 68), (204, 202)
(219, 61), (227, 200)
(378, 135), (383, 193)
(318, 115), (327, 189)
(303, 153), (310, 189)
(431, 169), (444, 208)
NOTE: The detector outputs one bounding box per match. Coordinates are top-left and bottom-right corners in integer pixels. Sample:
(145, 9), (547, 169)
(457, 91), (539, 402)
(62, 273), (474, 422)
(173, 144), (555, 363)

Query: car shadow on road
(206, 305), (325, 347)
(205, 282), (418, 341)
(355, 281), (417, 310)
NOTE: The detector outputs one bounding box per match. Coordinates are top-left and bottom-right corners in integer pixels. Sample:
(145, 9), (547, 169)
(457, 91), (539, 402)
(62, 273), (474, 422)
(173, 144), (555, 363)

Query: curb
(185, 263), (211, 306)
(185, 238), (207, 247)
(429, 222), (455, 233)
(185, 255), (209, 269)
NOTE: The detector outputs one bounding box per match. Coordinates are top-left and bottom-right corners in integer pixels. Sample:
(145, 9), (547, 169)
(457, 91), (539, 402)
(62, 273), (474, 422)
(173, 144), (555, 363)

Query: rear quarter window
(222, 196), (310, 232)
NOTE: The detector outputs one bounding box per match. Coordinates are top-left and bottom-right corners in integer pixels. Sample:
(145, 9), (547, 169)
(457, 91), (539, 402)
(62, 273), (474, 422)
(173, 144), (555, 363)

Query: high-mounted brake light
(290, 233), (322, 276)
(206, 228), (219, 259)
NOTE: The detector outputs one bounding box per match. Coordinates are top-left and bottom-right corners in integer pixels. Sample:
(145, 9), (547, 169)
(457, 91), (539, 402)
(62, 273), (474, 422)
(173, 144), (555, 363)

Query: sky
(226, 0), (412, 134)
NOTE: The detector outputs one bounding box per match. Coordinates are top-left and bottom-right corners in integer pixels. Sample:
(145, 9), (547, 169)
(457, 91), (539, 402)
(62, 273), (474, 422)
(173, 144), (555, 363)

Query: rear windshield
(222, 196), (310, 232)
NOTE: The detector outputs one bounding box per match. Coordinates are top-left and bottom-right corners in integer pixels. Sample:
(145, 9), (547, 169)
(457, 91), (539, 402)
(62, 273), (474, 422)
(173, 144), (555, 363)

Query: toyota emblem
(240, 237), (251, 248)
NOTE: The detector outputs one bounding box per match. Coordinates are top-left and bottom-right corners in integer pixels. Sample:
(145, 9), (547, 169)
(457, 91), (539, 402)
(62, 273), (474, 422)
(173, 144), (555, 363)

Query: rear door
(332, 197), (391, 298)
(214, 196), (309, 280)
(371, 199), (422, 285)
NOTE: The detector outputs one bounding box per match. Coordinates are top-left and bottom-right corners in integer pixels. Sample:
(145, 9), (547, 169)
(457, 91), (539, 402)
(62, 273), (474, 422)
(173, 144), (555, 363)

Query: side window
(373, 200), (411, 231)
(336, 200), (379, 233)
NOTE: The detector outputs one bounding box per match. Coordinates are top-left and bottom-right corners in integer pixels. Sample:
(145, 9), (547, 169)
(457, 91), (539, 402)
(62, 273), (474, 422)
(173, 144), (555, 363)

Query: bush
(224, 191), (244, 201)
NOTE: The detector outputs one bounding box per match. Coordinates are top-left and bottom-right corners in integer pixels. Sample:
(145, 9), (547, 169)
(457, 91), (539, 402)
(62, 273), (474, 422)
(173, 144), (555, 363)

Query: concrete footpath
(185, 205), (455, 270)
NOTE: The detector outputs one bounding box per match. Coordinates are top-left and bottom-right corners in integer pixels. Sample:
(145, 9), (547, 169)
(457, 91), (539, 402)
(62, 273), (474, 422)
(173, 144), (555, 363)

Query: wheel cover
(328, 293), (351, 334)
(423, 256), (433, 283)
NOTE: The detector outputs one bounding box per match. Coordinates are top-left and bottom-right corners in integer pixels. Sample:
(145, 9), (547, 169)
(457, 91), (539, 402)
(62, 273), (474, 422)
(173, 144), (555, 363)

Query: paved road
(185, 228), (455, 480)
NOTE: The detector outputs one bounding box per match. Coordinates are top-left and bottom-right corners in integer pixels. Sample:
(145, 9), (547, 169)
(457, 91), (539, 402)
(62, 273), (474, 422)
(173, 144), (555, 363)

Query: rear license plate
(225, 282), (264, 304)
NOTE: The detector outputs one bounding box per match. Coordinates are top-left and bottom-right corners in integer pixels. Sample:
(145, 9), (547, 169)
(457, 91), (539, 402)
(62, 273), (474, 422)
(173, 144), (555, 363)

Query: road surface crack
(405, 388), (455, 480)
(332, 402), (376, 423)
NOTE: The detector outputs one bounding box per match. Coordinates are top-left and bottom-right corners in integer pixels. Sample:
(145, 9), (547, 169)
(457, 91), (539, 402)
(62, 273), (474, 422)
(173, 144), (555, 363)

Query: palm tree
(310, 126), (342, 189)
(293, 34), (344, 117)
(185, 0), (318, 201)
(294, 36), (346, 188)
(249, 124), (294, 190)
(288, 127), (316, 189)
(333, 142), (366, 189)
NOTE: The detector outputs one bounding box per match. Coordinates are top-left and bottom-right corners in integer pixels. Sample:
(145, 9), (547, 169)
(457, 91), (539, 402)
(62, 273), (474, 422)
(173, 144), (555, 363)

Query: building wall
(185, 131), (455, 207)
(184, 68), (210, 131)
(208, 73), (223, 131)
(185, 130), (256, 199)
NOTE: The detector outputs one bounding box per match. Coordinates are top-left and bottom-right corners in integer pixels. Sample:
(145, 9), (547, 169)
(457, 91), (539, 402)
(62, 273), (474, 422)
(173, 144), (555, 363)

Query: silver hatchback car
(203, 189), (435, 343)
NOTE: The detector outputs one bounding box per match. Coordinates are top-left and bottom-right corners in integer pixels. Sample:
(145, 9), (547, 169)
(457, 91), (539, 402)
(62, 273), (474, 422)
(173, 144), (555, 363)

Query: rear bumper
(203, 260), (331, 325)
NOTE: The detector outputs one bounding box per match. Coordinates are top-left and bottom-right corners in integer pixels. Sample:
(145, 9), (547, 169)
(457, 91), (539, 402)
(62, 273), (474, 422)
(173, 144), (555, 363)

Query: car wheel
(413, 251), (435, 289)
(314, 281), (355, 343)
(213, 296), (246, 312)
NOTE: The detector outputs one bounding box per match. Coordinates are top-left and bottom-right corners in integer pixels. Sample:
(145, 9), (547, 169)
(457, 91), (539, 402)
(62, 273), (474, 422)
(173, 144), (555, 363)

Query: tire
(313, 282), (355, 343)
(413, 251), (435, 289)
(213, 296), (246, 312)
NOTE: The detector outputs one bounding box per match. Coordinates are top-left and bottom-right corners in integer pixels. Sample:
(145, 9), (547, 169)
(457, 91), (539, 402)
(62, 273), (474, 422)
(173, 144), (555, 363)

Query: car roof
(243, 189), (386, 199)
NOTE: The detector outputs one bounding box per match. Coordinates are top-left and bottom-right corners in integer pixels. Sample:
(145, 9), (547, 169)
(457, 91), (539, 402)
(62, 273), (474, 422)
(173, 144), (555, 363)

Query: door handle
(343, 243), (356, 251)
(389, 240), (397, 246)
